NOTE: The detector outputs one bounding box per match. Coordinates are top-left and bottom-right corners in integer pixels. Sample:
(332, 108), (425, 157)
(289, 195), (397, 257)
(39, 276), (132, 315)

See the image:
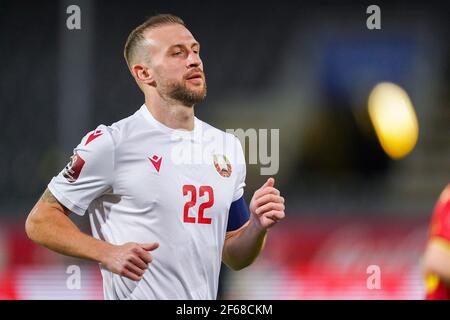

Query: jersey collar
(139, 104), (201, 140)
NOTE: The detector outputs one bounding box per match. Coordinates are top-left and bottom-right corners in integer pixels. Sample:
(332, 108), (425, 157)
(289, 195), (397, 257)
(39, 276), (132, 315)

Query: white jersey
(48, 104), (246, 300)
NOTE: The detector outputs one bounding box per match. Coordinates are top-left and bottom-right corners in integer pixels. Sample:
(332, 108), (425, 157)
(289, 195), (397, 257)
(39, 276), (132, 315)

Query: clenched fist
(101, 242), (159, 281)
(249, 178), (285, 230)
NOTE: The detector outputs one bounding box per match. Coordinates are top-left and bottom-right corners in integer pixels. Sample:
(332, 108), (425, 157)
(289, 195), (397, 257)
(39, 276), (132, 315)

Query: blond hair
(124, 14), (185, 69)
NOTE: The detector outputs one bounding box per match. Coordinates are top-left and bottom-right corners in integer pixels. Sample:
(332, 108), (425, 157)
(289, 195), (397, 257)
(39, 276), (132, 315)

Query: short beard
(163, 79), (207, 107)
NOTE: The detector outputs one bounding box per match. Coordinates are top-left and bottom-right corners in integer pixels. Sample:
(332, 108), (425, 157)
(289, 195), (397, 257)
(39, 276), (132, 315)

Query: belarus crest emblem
(213, 154), (232, 178)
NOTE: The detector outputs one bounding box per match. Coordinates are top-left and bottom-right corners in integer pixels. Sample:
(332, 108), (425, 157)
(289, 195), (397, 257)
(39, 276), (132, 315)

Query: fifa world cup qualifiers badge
(63, 153), (85, 183)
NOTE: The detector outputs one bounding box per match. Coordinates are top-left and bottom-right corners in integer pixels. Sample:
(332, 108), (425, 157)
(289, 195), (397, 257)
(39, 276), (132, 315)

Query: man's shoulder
(429, 184), (450, 240)
(198, 118), (240, 144)
(101, 107), (146, 146)
(77, 108), (142, 153)
(109, 107), (143, 131)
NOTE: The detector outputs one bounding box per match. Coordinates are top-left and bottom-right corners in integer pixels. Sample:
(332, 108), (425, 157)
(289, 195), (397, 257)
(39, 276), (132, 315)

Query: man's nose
(186, 51), (202, 68)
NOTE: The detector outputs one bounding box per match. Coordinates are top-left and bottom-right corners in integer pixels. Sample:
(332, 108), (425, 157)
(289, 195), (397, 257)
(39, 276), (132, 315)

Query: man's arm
(423, 239), (450, 286)
(25, 188), (158, 281)
(222, 178), (285, 270)
(222, 221), (267, 271)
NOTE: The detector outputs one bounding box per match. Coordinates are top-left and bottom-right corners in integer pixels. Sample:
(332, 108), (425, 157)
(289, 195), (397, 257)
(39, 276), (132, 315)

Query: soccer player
(423, 184), (450, 299)
(25, 14), (285, 299)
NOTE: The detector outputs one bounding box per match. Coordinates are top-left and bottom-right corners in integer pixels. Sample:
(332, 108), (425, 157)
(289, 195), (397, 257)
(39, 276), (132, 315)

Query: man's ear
(131, 64), (156, 87)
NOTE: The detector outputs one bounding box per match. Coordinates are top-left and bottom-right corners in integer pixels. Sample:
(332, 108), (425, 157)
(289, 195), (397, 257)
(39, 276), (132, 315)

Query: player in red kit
(423, 184), (450, 299)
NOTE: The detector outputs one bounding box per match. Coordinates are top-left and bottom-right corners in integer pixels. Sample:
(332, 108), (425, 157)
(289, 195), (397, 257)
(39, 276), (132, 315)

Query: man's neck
(144, 95), (195, 131)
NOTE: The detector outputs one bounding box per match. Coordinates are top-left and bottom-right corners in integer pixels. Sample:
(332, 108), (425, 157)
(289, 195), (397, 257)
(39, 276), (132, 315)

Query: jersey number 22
(183, 184), (214, 224)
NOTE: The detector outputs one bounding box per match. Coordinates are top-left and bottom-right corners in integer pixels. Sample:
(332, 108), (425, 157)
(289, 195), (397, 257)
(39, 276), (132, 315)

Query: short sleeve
(48, 125), (114, 216)
(232, 136), (246, 202)
(429, 185), (450, 241)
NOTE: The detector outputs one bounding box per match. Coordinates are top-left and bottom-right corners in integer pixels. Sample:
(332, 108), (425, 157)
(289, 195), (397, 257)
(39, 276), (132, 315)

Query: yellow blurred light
(368, 82), (419, 160)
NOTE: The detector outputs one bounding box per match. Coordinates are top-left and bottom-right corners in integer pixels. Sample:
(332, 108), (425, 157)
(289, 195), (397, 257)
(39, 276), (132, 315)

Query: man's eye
(173, 51), (182, 56)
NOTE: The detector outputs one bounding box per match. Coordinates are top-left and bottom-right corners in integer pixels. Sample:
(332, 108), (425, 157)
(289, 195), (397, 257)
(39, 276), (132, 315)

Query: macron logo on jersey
(85, 129), (103, 145)
(148, 155), (162, 172)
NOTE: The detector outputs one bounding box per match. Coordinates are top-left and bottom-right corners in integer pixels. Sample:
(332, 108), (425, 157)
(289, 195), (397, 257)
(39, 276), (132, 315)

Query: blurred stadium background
(0, 0), (449, 299)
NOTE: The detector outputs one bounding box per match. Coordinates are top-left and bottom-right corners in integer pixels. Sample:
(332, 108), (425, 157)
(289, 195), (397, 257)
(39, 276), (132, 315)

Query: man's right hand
(101, 242), (159, 281)
(26, 189), (160, 282)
